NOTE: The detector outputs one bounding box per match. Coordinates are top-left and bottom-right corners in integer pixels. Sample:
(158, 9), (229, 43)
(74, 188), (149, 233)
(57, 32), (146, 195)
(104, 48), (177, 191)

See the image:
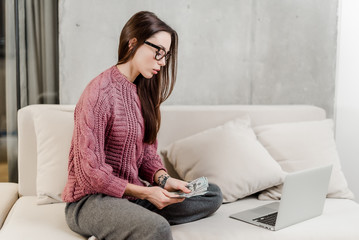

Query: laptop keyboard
(253, 212), (278, 226)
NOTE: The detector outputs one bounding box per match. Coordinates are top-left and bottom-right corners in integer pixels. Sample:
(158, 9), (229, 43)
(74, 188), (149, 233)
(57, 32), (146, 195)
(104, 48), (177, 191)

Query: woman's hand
(154, 170), (191, 194)
(124, 183), (185, 209)
(145, 186), (185, 209)
(164, 177), (192, 194)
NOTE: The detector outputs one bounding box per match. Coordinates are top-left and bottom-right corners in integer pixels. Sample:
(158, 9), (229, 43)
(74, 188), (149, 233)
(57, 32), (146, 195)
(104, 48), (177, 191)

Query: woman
(62, 11), (222, 240)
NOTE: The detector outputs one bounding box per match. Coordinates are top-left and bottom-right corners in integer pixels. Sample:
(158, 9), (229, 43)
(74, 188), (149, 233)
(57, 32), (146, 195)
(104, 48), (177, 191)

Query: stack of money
(171, 176), (209, 198)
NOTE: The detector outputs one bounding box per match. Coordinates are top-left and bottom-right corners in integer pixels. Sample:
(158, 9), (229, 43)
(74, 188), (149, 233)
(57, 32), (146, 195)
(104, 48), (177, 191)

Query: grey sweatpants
(65, 183), (223, 240)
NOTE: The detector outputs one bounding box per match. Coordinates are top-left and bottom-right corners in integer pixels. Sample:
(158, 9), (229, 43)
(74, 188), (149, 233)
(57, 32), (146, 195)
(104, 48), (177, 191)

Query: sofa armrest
(0, 183), (19, 229)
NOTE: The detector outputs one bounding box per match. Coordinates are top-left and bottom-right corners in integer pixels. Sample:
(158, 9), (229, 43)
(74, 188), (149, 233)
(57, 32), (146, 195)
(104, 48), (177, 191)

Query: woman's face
(132, 31), (171, 79)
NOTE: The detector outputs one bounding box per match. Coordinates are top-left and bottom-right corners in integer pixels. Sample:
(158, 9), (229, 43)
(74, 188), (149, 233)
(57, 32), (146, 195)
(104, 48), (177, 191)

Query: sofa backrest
(17, 104), (326, 196)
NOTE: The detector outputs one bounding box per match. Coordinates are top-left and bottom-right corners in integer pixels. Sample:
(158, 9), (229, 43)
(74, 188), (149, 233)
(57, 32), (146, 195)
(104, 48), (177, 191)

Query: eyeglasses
(144, 41), (171, 62)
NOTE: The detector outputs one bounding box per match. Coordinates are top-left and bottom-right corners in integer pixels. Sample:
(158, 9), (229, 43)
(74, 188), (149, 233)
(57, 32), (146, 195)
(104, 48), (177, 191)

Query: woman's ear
(128, 38), (138, 50)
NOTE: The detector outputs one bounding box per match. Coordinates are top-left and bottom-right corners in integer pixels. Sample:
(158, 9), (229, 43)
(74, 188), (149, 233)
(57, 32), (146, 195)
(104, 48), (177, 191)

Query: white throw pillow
(33, 108), (74, 204)
(161, 117), (285, 203)
(254, 119), (354, 200)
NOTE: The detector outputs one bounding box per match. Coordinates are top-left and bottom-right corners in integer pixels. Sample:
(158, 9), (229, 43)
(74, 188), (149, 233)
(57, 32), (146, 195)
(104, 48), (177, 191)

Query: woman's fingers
(148, 187), (185, 209)
(179, 184), (191, 193)
(165, 178), (192, 193)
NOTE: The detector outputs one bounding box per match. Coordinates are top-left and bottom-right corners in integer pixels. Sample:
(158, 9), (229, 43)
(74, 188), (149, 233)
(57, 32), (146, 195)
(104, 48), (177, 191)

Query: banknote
(171, 176), (209, 198)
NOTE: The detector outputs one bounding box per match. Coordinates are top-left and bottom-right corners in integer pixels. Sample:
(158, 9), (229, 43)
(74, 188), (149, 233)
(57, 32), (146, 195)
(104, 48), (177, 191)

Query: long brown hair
(117, 11), (178, 144)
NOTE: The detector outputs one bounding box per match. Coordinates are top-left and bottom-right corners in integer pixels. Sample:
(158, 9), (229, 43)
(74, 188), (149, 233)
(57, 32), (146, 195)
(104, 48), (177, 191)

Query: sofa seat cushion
(171, 197), (359, 240)
(2, 196), (359, 240)
(0, 196), (83, 240)
(0, 183), (18, 229)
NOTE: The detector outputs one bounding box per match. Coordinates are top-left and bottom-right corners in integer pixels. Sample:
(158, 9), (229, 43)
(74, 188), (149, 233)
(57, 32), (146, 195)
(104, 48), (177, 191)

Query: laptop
(230, 164), (332, 231)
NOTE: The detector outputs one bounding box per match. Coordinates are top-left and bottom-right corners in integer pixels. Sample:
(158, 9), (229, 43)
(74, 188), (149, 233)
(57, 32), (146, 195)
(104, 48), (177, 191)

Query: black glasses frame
(144, 41), (171, 61)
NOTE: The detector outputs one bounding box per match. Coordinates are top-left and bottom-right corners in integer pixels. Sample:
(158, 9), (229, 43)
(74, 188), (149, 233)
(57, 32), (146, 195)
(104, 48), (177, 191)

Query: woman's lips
(152, 69), (160, 74)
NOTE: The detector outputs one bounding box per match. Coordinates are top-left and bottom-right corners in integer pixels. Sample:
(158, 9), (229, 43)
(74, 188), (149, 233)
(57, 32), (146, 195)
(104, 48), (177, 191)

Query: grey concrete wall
(59, 0), (338, 117)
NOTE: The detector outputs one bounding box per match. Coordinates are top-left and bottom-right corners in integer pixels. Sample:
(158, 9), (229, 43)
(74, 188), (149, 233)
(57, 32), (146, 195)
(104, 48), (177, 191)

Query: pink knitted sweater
(62, 66), (166, 202)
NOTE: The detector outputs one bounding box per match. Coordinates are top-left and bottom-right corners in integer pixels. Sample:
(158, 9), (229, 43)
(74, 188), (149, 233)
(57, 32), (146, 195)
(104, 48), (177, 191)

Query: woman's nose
(158, 57), (166, 66)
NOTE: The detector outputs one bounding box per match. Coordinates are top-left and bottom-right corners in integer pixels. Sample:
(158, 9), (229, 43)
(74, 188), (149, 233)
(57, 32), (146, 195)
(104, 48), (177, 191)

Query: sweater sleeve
(71, 82), (128, 199)
(139, 140), (167, 185)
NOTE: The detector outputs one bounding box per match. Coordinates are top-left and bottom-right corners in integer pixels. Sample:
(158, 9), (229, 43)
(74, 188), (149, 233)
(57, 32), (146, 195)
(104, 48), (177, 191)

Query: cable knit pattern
(62, 66), (166, 202)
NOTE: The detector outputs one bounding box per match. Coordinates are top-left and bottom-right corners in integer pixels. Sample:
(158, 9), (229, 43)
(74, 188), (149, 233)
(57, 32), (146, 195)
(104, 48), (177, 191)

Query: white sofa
(1, 104), (359, 240)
